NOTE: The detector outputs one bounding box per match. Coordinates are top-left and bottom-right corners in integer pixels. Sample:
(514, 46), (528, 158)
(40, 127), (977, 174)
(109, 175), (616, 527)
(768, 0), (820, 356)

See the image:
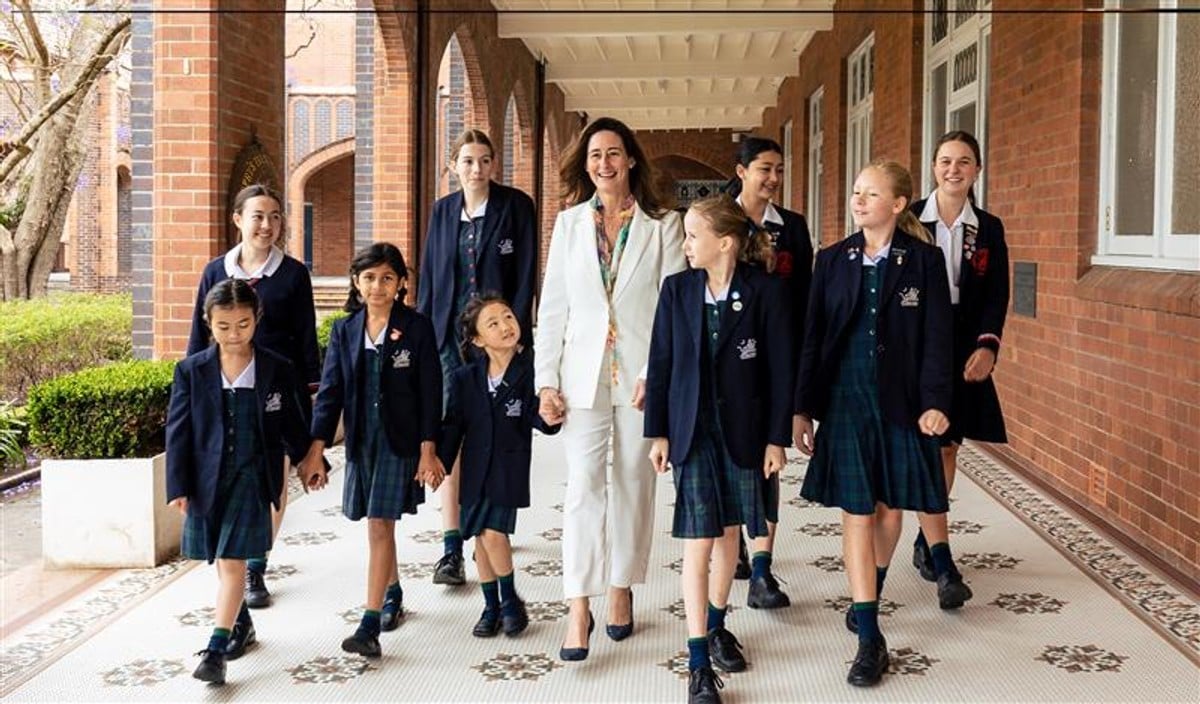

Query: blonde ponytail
(898, 209), (931, 244)
(864, 159), (931, 244)
(688, 194), (775, 268)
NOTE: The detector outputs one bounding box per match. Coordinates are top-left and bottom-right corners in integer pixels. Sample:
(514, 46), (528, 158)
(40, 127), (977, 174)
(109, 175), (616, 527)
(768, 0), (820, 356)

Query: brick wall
(305, 154), (354, 277)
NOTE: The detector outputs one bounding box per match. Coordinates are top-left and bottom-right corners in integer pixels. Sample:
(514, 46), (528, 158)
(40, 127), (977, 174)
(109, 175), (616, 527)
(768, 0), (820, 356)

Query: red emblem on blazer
(972, 248), (989, 276)
(774, 251), (794, 277)
(389, 328), (402, 341)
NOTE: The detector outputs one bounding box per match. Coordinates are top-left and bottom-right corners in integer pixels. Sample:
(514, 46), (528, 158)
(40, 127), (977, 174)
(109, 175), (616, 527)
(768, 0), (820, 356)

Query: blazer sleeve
(791, 216), (815, 355)
(186, 271), (214, 357)
(977, 217), (1010, 355)
(278, 359), (315, 465)
(794, 249), (829, 417)
(762, 278), (796, 448)
(165, 363), (194, 503)
(417, 204), (438, 318)
(527, 389), (562, 435)
(643, 279), (674, 439)
(293, 267), (322, 389)
(437, 371), (465, 472)
(639, 210), (687, 381)
(311, 320), (347, 444)
(512, 190), (537, 346)
(920, 247), (955, 415)
(417, 316), (443, 443)
(534, 210), (571, 392)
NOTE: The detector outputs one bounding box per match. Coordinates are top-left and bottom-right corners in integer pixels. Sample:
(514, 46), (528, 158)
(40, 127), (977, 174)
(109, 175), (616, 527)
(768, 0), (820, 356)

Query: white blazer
(535, 200), (686, 410)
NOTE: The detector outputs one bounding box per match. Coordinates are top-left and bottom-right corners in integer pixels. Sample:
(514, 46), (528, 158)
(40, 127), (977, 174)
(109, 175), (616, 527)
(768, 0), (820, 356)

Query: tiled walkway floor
(2, 437), (1197, 702)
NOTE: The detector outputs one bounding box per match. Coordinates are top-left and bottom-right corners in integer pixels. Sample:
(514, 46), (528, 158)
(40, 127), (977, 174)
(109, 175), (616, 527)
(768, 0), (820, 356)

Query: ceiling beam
(564, 89), (779, 112)
(598, 112), (766, 132)
(547, 58), (797, 83)
(497, 12), (832, 38)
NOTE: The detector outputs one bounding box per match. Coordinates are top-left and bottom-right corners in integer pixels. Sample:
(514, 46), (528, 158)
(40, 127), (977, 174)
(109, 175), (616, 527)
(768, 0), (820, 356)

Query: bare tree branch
(284, 0), (322, 60)
(0, 15), (129, 185)
(14, 0), (51, 103)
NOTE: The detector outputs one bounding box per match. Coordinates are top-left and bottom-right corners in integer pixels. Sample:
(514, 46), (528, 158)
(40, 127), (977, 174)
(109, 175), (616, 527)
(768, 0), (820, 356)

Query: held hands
(648, 438), (670, 474)
(169, 496), (188, 516)
(762, 444), (785, 479)
(963, 348), (997, 382)
(918, 409), (950, 436)
(417, 445), (446, 491)
(298, 444), (329, 492)
(792, 414), (815, 456)
(631, 379), (647, 411)
(538, 387), (566, 425)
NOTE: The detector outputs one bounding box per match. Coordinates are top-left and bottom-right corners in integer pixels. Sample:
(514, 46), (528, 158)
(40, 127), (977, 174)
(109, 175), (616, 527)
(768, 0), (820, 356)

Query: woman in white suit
(536, 117), (686, 661)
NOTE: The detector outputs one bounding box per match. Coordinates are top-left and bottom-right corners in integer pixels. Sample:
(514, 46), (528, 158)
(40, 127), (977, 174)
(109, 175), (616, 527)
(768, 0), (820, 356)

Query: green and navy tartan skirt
(343, 350), (423, 521)
(460, 496), (518, 537)
(800, 265), (948, 516)
(182, 389), (273, 563)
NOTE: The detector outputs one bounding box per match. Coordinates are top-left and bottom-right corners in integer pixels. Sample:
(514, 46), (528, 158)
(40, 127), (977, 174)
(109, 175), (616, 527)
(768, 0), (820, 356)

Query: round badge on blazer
(732, 301), (743, 312)
(732, 291), (741, 300)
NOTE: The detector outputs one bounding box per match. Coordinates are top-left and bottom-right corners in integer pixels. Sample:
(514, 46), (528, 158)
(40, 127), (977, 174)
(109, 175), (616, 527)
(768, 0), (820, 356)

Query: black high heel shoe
(606, 589), (634, 641)
(559, 612), (595, 661)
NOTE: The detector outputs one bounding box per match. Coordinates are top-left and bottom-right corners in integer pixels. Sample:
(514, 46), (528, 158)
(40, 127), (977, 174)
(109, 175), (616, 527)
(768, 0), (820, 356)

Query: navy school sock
(930, 542), (955, 577)
(497, 572), (520, 609)
(706, 602), (727, 632)
(876, 565), (889, 599)
(444, 530), (464, 556)
(852, 601), (881, 643)
(359, 609), (382, 637)
(246, 557), (267, 575)
(481, 580), (500, 611)
(207, 627), (231, 653)
(688, 636), (711, 671)
(750, 551), (772, 581)
(914, 528), (929, 552)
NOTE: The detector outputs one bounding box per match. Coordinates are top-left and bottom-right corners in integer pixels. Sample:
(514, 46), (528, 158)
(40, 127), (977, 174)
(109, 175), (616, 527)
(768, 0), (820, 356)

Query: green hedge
(317, 311), (348, 360)
(0, 293), (133, 400)
(27, 360), (175, 459)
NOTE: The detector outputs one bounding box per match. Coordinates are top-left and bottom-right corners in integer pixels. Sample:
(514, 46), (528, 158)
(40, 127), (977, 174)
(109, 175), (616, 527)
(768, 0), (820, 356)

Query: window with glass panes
(846, 35), (874, 232)
(807, 87), (824, 248)
(1096, 0), (1199, 271)
(922, 0), (991, 203)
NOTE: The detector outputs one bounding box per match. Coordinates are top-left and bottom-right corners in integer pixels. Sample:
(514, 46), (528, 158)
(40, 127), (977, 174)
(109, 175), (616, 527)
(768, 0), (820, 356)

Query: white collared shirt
(735, 195), (784, 229)
(223, 244), (284, 280)
(363, 324), (387, 351)
(863, 242), (892, 267)
(704, 282), (731, 304)
(488, 372), (505, 395)
(919, 194), (976, 304)
(221, 356), (257, 389)
(460, 198), (489, 222)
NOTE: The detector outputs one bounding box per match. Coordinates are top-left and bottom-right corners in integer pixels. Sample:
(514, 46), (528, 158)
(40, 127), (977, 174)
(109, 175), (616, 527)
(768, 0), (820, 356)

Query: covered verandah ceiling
(490, 0), (834, 131)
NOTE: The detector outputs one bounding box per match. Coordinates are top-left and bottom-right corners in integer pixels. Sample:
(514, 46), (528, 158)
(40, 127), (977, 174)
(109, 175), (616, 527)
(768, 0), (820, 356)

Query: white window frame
(807, 86), (824, 249)
(921, 0), (992, 204)
(781, 119), (794, 210)
(1096, 0), (1199, 271)
(846, 34), (874, 234)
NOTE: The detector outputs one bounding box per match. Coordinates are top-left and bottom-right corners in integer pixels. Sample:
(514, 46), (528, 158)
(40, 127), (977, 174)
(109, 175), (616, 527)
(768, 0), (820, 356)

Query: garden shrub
(27, 360), (175, 459)
(317, 311), (348, 361)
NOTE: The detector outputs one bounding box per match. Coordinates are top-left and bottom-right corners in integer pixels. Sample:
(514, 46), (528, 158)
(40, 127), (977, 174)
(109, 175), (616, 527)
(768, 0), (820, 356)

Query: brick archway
(287, 136), (355, 274)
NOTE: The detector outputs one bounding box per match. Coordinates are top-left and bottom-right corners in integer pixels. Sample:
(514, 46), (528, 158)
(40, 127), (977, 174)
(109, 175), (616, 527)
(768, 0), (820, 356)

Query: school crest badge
(264, 392), (282, 413)
(505, 398), (522, 418)
(498, 238), (515, 255)
(392, 349), (412, 368)
(737, 338), (758, 361)
(899, 287), (921, 307)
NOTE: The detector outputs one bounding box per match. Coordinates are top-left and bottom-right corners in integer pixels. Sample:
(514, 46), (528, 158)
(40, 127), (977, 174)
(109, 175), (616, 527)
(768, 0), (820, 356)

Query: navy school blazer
(644, 264), (796, 468)
(311, 304), (442, 458)
(417, 183), (537, 348)
(761, 205), (815, 352)
(794, 230), (953, 427)
(438, 348), (561, 509)
(912, 198), (1010, 355)
(166, 345), (313, 518)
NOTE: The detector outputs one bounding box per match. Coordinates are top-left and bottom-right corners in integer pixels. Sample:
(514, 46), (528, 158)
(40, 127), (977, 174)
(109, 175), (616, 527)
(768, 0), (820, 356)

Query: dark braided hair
(456, 292), (513, 364)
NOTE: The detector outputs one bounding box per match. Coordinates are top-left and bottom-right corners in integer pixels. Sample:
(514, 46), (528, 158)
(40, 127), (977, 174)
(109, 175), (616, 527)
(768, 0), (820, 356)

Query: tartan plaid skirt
(460, 496), (518, 537)
(671, 425), (770, 540)
(344, 435), (422, 521)
(801, 270), (948, 516)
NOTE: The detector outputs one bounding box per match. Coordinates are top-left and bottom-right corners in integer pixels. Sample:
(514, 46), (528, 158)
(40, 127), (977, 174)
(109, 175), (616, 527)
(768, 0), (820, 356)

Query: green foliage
(0, 198), (25, 231)
(0, 401), (27, 468)
(27, 360), (175, 459)
(0, 293), (132, 399)
(317, 311), (348, 359)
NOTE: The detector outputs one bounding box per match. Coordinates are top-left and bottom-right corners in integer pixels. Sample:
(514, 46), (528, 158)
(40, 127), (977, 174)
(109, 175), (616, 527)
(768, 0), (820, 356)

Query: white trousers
(560, 379), (656, 599)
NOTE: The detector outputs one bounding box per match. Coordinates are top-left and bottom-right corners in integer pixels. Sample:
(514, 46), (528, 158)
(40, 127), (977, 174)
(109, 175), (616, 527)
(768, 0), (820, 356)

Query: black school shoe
(244, 570), (271, 609)
(912, 541), (936, 582)
(706, 627), (747, 673)
(473, 608), (502, 638)
(225, 619), (257, 660)
(937, 570), (973, 609)
(432, 552), (466, 585)
(341, 629), (382, 658)
(846, 637), (889, 687)
(734, 535), (751, 580)
(845, 605), (858, 634)
(192, 649), (226, 685)
(380, 594), (405, 632)
(747, 573), (791, 609)
(687, 665), (725, 704)
(501, 597), (529, 637)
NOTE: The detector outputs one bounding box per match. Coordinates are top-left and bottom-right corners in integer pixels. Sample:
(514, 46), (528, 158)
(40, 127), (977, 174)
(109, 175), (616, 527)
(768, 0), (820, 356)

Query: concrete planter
(40, 452), (182, 569)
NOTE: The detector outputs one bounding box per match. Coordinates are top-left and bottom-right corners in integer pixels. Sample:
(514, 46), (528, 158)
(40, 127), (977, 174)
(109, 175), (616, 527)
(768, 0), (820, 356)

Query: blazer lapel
(572, 206), (608, 301)
(612, 204), (653, 303)
(199, 347), (223, 419)
(477, 188), (500, 261)
(716, 268), (753, 355)
(683, 271), (703, 359)
(879, 231), (911, 308)
(345, 309), (366, 379)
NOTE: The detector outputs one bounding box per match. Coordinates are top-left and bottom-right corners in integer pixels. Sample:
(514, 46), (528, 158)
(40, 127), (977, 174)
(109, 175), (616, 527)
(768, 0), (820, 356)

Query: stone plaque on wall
(1013, 262), (1037, 318)
(226, 135), (280, 249)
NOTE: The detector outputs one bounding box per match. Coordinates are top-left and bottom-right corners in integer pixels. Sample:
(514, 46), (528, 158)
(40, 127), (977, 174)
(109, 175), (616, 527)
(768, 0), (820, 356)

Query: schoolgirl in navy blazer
(311, 304), (442, 456)
(418, 183), (537, 347)
(438, 347), (561, 510)
(794, 229), (954, 428)
(167, 345), (313, 519)
(645, 264), (795, 469)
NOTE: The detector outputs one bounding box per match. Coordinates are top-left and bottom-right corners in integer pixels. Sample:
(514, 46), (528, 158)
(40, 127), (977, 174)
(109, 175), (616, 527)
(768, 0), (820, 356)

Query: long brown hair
(450, 129), (495, 163)
(688, 194), (774, 268)
(558, 117), (672, 217)
(863, 160), (931, 244)
(932, 130), (982, 205)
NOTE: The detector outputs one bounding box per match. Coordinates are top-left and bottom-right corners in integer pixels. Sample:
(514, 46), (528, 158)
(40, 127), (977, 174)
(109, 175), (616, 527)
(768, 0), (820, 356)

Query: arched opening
(303, 152), (355, 277)
(502, 93), (517, 186)
(652, 154), (728, 208)
(435, 33), (474, 198)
